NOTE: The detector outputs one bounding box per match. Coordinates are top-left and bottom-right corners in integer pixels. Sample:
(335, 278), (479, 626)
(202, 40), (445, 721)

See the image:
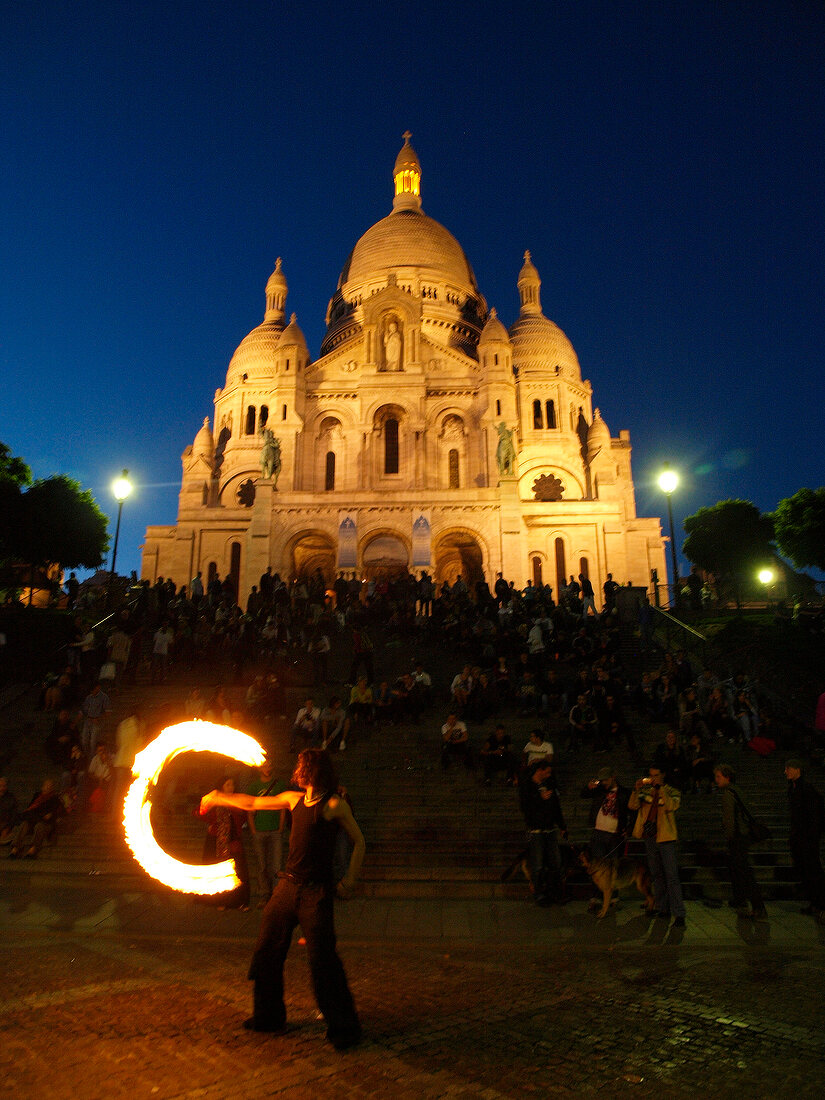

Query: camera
(641, 777), (653, 786)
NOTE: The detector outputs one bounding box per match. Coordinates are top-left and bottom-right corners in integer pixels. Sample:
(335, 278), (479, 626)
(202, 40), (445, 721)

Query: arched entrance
(291, 533), (336, 583)
(433, 530), (484, 588)
(361, 534), (409, 580)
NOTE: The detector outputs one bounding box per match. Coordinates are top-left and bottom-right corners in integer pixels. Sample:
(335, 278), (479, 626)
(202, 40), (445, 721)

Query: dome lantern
(517, 250), (542, 315)
(265, 258), (288, 325)
(392, 131), (422, 212)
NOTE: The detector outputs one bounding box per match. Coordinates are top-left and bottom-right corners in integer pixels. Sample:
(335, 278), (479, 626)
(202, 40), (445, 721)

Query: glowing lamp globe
(113, 471), (132, 501)
(758, 568), (774, 585)
(658, 469), (679, 495)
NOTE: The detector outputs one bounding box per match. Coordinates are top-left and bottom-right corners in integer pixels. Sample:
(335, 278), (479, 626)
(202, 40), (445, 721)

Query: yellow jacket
(629, 784), (680, 843)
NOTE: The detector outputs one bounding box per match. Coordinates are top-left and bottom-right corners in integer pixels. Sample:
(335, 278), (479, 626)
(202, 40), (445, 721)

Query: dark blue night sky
(2, 1), (823, 579)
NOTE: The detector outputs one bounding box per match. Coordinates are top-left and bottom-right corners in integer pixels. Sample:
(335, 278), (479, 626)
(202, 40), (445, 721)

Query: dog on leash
(576, 847), (655, 918)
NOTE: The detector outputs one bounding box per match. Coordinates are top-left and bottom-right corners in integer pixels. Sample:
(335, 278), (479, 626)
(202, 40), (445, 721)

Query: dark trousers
(790, 834), (825, 909)
(527, 829), (562, 902)
(248, 878), (360, 1043)
(727, 836), (763, 910)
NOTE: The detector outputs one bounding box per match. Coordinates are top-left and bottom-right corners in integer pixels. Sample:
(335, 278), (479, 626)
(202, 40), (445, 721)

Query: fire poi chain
(123, 720), (266, 895)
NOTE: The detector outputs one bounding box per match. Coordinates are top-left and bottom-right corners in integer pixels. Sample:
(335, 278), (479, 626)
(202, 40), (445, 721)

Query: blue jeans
(644, 838), (685, 918)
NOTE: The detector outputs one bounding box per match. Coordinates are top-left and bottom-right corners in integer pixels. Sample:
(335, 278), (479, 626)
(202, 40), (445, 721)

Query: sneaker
(339, 741), (346, 751)
(321, 740), (328, 750)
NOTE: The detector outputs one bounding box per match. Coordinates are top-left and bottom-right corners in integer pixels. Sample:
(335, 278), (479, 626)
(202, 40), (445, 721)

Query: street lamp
(757, 568), (774, 586)
(658, 466), (680, 610)
(110, 469), (132, 585)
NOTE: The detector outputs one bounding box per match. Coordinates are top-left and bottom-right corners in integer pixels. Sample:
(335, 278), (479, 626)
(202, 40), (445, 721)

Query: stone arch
(371, 402), (409, 484)
(518, 461), (584, 501)
(314, 415), (345, 491)
(288, 530), (337, 584)
(432, 527), (486, 589)
(359, 528), (410, 580)
(218, 470), (260, 506)
(438, 412), (467, 489)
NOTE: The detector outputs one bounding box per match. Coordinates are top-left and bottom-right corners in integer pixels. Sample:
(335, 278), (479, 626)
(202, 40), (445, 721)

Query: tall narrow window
(532, 557), (543, 587)
(282, 404), (287, 420)
(495, 399), (501, 416)
(579, 557), (589, 579)
(207, 561), (217, 587)
(259, 405), (269, 429)
(555, 538), (566, 599)
(545, 399), (556, 429)
(245, 406), (256, 435)
(325, 451), (336, 491)
(384, 418), (399, 474)
(229, 543), (241, 597)
(448, 448), (459, 488)
(533, 399), (543, 430)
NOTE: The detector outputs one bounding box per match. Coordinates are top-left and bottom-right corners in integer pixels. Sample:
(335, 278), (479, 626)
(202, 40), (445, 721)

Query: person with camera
(581, 766), (631, 862)
(629, 765), (686, 927)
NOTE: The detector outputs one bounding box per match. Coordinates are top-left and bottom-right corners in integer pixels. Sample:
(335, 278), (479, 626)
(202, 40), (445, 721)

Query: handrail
(651, 606), (708, 643)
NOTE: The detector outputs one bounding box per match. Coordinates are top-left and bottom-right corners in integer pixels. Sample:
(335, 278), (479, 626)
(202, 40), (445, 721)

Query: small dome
(510, 251), (581, 377)
(478, 307), (510, 346)
(193, 417), (213, 458)
(509, 312), (581, 376)
(587, 407), (611, 459)
(280, 312), (308, 352)
(226, 321), (282, 382)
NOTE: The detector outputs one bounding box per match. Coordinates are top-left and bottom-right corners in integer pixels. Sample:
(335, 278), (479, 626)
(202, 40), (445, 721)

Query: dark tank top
(284, 793), (338, 884)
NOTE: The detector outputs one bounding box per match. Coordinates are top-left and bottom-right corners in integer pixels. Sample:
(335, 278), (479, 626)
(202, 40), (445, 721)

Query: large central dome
(322, 134), (486, 357)
(340, 209), (479, 291)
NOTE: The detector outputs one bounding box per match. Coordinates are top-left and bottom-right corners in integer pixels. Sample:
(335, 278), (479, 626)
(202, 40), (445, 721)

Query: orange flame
(123, 720), (265, 895)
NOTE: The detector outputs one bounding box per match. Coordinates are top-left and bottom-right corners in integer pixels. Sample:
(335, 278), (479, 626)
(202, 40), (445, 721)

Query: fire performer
(200, 748), (364, 1050)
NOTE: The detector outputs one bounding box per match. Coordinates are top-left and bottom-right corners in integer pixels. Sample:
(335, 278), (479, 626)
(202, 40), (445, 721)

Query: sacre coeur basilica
(141, 134), (667, 601)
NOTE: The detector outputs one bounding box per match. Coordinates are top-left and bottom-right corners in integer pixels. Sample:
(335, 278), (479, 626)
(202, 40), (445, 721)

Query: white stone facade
(142, 136), (666, 602)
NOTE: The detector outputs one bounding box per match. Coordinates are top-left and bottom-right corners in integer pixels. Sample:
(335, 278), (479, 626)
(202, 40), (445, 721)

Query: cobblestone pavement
(1, 885), (824, 1098)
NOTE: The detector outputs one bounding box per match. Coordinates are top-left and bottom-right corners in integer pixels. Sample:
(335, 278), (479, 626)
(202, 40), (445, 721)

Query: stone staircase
(0, 627), (818, 903)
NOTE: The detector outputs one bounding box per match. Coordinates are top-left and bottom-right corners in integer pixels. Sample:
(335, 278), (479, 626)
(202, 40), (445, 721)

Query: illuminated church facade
(142, 135), (666, 601)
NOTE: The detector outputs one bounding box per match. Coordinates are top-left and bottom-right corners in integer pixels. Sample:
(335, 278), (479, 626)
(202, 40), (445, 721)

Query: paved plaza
(2, 875), (824, 1098)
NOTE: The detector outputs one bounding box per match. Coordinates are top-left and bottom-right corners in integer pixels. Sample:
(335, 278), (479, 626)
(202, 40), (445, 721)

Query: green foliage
(18, 476), (110, 570)
(0, 443), (109, 574)
(682, 499), (774, 605)
(772, 487), (825, 573)
(0, 441), (32, 487)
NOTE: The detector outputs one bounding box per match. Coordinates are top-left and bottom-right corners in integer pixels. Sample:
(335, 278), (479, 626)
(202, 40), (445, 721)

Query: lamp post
(658, 466), (680, 610)
(758, 567), (775, 608)
(109, 470), (132, 599)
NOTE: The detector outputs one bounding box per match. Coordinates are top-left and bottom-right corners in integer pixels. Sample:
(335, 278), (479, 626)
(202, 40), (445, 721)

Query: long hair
(292, 749), (338, 793)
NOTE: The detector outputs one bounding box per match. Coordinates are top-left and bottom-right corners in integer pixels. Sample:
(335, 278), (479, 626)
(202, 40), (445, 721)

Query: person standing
(713, 765), (767, 919)
(80, 682), (111, 758)
(200, 749), (364, 1050)
(519, 761), (568, 905)
(581, 766), (631, 863)
(785, 758), (825, 919)
(246, 760), (285, 908)
(629, 765), (686, 927)
(579, 573), (596, 619)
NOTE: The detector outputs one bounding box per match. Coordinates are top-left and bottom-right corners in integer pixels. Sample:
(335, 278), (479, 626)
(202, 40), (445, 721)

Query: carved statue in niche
(259, 427), (282, 486)
(382, 319), (403, 371)
(441, 414), (464, 441)
(532, 473), (565, 502)
(495, 422), (517, 476)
